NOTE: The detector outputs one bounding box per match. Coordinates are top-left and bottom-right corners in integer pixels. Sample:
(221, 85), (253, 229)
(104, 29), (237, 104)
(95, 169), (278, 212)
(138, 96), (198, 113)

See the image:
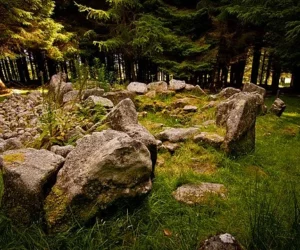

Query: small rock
(173, 183), (226, 205)
(198, 233), (243, 250)
(84, 96), (114, 109)
(201, 101), (216, 110)
(169, 79), (186, 91)
(183, 105), (198, 112)
(194, 132), (224, 149)
(270, 98), (286, 117)
(161, 141), (180, 154)
(51, 145), (75, 158)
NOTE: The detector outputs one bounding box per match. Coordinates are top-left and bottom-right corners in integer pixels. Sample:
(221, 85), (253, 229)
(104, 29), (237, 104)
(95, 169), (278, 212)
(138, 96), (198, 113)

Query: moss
(44, 186), (69, 231)
(3, 153), (25, 164)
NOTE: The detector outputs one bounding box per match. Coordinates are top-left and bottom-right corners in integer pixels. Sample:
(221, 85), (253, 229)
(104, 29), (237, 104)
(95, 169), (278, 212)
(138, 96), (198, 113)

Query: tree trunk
(271, 61), (281, 95)
(4, 58), (12, 81)
(259, 50), (267, 85)
(21, 57), (30, 83)
(16, 57), (26, 83)
(250, 46), (261, 84)
(221, 65), (228, 88)
(291, 67), (300, 92)
(264, 54), (272, 86)
(35, 50), (47, 83)
(29, 51), (37, 80)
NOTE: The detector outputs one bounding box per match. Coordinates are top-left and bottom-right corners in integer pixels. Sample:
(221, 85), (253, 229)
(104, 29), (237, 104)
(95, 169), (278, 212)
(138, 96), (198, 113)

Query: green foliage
(0, 0), (77, 59)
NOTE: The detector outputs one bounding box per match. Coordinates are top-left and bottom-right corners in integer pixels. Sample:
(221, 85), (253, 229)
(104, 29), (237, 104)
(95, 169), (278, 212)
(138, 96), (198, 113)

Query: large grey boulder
(270, 98), (286, 117)
(216, 92), (258, 156)
(0, 149), (65, 225)
(198, 233), (243, 250)
(105, 99), (157, 172)
(156, 127), (199, 143)
(127, 82), (148, 94)
(44, 130), (152, 232)
(169, 79), (186, 91)
(147, 81), (168, 92)
(243, 82), (266, 98)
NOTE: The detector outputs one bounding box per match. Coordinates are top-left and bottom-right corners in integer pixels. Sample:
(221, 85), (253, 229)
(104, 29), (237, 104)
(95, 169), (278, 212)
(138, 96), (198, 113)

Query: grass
(0, 94), (300, 249)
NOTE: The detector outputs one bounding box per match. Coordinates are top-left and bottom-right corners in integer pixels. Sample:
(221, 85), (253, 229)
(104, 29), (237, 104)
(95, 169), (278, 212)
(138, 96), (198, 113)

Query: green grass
(0, 95), (300, 249)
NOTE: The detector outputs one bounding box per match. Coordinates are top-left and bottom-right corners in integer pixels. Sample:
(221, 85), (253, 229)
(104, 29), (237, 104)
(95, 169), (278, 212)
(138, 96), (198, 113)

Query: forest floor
(0, 89), (300, 250)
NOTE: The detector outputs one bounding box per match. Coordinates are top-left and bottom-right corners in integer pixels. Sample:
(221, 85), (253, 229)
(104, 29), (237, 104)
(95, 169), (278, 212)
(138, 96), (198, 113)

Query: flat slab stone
(183, 105), (198, 112)
(173, 183), (226, 205)
(156, 127), (199, 142)
(194, 132), (224, 148)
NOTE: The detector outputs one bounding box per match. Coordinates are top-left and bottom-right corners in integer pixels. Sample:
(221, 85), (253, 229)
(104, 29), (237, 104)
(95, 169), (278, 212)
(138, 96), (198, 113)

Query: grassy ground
(0, 93), (300, 249)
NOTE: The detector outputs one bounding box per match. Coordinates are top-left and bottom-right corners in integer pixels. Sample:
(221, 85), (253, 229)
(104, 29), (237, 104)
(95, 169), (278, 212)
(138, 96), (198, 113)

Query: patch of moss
(44, 186), (69, 231)
(3, 153), (25, 164)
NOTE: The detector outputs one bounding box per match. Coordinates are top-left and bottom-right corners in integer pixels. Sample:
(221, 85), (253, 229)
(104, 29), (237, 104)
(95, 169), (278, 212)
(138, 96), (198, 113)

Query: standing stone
(127, 82), (148, 94)
(216, 92), (258, 156)
(105, 98), (138, 131)
(105, 99), (157, 172)
(0, 149), (64, 225)
(243, 82), (266, 98)
(270, 98), (286, 117)
(44, 130), (152, 232)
